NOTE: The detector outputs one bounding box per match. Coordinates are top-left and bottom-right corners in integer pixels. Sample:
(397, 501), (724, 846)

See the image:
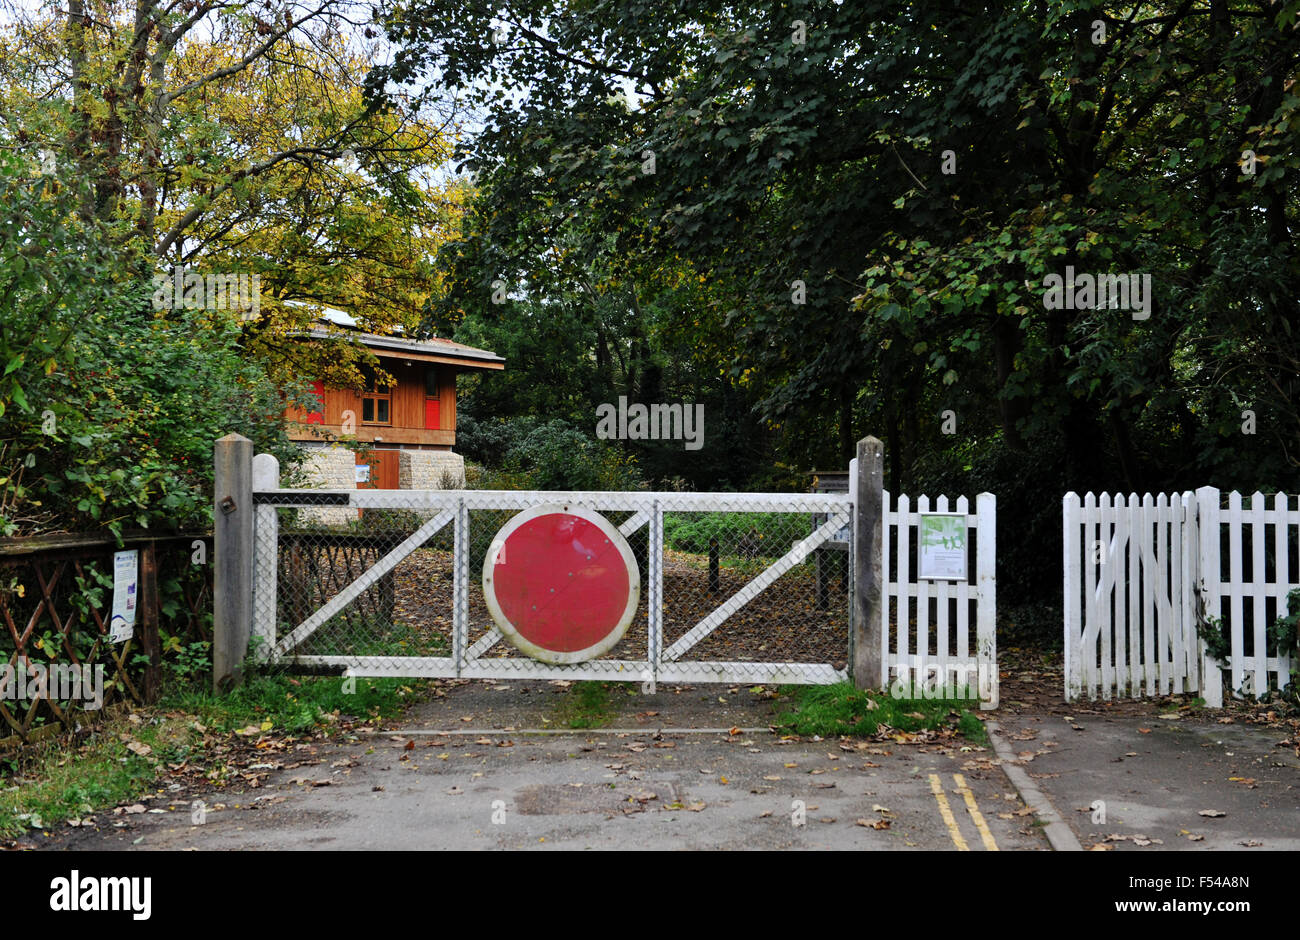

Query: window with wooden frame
(360, 365), (392, 426)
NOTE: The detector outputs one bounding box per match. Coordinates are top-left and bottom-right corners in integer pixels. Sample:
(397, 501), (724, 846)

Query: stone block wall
(297, 445), (356, 526)
(398, 450), (465, 489)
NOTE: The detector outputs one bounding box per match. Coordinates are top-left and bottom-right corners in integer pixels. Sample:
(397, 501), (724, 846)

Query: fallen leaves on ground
(856, 817), (891, 830)
(1102, 833), (1164, 846)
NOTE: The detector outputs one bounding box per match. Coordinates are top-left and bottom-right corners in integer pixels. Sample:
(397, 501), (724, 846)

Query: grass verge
(774, 682), (988, 744)
(163, 674), (424, 734)
(0, 712), (197, 840)
(0, 674), (428, 840)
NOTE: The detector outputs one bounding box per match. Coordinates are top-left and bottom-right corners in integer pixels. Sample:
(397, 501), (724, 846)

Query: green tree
(0, 153), (302, 537)
(379, 0), (1300, 492)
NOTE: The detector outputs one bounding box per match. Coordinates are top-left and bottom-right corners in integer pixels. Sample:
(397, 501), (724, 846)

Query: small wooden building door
(356, 449), (400, 490)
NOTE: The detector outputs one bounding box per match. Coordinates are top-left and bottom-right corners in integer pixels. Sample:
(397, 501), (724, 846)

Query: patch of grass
(774, 682), (987, 742)
(0, 713), (198, 840)
(956, 710), (989, 745)
(0, 673), (431, 840)
(552, 681), (631, 729)
(163, 675), (425, 734)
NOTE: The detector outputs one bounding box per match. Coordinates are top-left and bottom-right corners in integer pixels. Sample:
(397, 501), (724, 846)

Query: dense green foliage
(662, 511), (789, 558)
(458, 415), (646, 490)
(0, 0), (467, 537)
(0, 156), (305, 537)
(381, 0), (1300, 492)
(374, 0), (1300, 626)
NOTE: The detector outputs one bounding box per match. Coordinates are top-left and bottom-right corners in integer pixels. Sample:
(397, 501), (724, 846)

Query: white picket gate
(1063, 491), (1200, 701)
(881, 492), (998, 709)
(1064, 488), (1298, 705)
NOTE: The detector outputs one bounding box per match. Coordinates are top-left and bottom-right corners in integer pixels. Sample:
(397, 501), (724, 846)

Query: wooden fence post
(708, 537), (719, 594)
(213, 433), (254, 693)
(141, 540), (161, 703)
(976, 492), (998, 709)
(852, 436), (884, 690)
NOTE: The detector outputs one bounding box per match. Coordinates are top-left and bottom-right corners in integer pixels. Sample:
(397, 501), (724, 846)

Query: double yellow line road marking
(928, 773), (998, 851)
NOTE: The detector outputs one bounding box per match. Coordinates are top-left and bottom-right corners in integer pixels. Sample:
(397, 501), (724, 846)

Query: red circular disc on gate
(482, 505), (640, 664)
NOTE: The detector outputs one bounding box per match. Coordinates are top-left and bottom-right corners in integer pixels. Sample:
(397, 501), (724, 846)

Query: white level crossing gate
(220, 444), (997, 706)
(250, 453), (854, 686)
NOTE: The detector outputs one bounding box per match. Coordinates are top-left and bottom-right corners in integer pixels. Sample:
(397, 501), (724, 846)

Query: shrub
(502, 419), (645, 491)
(663, 511), (793, 558)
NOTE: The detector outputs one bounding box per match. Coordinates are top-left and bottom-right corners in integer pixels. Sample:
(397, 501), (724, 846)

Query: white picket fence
(881, 492), (997, 709)
(1064, 487), (1298, 705)
(1197, 489), (1299, 704)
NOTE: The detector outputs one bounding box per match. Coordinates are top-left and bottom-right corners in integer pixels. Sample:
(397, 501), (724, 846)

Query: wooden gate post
(213, 433), (254, 693)
(852, 436), (884, 690)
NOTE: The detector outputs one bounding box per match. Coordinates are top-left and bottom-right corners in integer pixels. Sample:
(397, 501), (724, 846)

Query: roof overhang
(305, 326), (505, 371)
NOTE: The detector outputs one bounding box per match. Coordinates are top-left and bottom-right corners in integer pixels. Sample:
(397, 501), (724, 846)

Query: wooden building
(286, 318), (504, 490)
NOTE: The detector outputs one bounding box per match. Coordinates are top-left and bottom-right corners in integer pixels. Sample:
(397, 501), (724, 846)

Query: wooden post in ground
(976, 492), (998, 709)
(141, 540), (161, 703)
(815, 541), (828, 610)
(213, 433), (254, 693)
(852, 436), (884, 690)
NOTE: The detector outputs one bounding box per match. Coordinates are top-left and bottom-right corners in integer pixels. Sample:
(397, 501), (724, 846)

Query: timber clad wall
(287, 358), (458, 447)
